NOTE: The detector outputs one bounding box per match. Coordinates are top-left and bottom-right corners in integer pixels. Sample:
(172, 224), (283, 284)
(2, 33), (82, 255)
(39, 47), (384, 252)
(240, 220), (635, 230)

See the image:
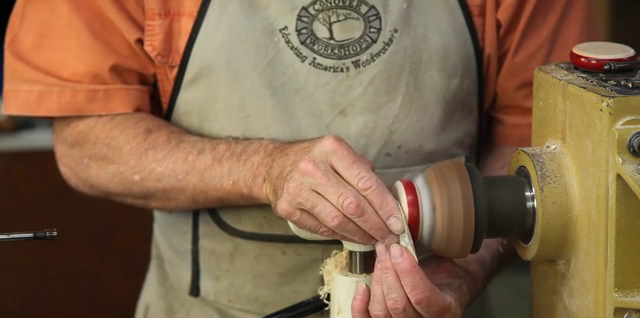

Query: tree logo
(296, 0), (382, 60)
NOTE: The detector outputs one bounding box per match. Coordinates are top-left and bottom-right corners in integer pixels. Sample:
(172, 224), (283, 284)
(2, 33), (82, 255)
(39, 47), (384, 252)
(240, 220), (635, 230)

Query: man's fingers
(352, 283), (372, 318)
(377, 244), (420, 318)
(300, 190), (374, 244)
(389, 244), (449, 317)
(321, 137), (400, 243)
(302, 159), (390, 243)
(370, 244), (391, 318)
(286, 156), (373, 243)
(359, 155), (374, 170)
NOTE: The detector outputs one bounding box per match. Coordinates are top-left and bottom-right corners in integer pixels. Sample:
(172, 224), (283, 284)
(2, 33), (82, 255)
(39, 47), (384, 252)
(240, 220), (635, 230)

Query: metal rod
(348, 250), (375, 274)
(0, 229), (57, 242)
(604, 60), (640, 72)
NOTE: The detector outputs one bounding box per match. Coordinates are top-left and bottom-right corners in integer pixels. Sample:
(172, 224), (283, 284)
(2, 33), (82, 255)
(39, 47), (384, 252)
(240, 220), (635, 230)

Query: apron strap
(189, 210), (201, 297)
(457, 0), (485, 164)
(187, 209), (341, 297)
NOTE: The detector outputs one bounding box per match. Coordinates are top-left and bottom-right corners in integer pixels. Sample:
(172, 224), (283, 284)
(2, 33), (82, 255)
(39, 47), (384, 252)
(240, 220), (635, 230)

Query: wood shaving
(318, 248), (369, 306)
(317, 201), (416, 307)
(318, 248), (348, 305)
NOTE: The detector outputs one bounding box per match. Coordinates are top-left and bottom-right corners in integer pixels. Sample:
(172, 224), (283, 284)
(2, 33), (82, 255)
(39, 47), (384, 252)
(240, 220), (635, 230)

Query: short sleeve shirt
(2, 0), (600, 146)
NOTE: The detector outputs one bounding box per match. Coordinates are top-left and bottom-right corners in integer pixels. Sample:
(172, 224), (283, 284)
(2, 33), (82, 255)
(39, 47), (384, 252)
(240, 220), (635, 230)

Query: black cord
(263, 295), (329, 318)
(208, 209), (341, 245)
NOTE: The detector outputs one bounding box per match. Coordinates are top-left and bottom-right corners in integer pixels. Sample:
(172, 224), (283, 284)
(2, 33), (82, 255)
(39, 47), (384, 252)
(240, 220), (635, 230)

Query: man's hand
(352, 244), (467, 318)
(350, 145), (519, 316)
(353, 240), (514, 317)
(264, 135), (404, 245)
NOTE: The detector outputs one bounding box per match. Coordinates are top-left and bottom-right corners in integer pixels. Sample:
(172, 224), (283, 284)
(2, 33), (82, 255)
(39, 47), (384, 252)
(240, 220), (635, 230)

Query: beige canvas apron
(135, 1), (480, 317)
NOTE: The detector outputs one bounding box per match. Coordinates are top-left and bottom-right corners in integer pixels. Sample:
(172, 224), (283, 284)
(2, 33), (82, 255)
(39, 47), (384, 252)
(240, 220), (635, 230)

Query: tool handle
(604, 60), (640, 72)
(0, 229), (57, 242)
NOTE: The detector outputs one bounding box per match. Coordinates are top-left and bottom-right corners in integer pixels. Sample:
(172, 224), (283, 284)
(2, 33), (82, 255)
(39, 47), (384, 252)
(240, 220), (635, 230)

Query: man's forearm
(53, 112), (279, 210)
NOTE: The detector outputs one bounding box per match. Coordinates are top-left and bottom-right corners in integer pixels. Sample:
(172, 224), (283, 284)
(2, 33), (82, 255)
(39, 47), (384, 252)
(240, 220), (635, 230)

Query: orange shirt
(3, 0), (599, 147)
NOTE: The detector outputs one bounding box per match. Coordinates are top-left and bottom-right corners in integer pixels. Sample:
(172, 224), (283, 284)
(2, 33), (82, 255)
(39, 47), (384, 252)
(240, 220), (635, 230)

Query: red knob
(570, 41), (637, 72)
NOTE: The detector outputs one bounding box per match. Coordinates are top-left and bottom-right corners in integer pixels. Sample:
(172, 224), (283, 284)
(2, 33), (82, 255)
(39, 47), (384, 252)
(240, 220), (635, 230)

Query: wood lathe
(270, 41), (640, 318)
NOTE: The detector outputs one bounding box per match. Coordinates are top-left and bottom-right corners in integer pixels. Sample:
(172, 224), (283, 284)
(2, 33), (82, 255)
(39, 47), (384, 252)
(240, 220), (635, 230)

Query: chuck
(392, 159), (536, 259)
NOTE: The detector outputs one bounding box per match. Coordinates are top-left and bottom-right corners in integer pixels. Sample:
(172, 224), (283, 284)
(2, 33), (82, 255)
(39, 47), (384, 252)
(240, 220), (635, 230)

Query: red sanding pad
(399, 180), (420, 243)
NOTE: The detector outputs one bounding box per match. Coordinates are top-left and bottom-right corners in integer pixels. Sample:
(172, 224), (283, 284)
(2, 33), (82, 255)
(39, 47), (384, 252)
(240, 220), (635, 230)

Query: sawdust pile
(318, 248), (349, 304)
(317, 248), (369, 305)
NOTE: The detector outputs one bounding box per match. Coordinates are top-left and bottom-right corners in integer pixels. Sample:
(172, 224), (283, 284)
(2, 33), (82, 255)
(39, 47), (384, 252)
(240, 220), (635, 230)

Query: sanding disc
(392, 180), (421, 242)
(423, 160), (475, 259)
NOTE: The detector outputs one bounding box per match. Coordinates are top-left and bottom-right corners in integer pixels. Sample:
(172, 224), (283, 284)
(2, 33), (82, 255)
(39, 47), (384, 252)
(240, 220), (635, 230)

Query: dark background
(1, 2), (150, 317)
(611, 0), (640, 50)
(1, 1), (638, 317)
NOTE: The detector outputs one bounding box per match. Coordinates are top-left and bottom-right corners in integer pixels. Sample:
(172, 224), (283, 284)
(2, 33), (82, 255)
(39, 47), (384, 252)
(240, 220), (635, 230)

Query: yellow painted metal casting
(509, 64), (640, 318)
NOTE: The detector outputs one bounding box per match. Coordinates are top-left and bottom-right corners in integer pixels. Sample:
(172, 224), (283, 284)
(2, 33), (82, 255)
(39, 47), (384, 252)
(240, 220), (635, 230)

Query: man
(3, 0), (597, 316)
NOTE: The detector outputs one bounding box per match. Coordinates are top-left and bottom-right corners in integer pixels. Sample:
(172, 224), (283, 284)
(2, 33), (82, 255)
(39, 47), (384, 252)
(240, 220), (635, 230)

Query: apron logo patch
(278, 0), (398, 74)
(295, 0), (381, 60)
